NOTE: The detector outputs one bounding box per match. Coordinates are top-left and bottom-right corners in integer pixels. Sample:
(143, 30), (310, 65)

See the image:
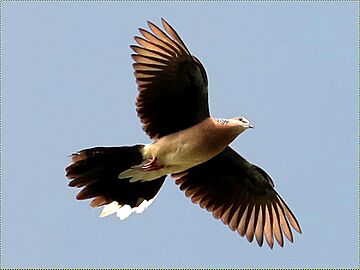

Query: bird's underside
(65, 18), (302, 248)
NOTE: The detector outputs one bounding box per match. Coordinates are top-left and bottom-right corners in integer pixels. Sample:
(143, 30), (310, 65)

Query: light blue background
(2, 1), (358, 268)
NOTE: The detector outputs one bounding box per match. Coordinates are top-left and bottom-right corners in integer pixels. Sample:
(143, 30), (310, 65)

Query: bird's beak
(249, 124), (255, 129)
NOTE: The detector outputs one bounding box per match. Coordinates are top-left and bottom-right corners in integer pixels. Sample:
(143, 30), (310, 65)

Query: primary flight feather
(65, 18), (301, 248)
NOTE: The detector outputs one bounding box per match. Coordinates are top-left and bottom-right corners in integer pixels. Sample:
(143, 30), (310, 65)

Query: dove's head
(234, 116), (254, 129)
(215, 116), (254, 136)
(211, 116), (254, 151)
(227, 117), (254, 132)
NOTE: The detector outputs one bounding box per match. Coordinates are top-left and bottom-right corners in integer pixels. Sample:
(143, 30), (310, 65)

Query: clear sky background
(2, 1), (358, 268)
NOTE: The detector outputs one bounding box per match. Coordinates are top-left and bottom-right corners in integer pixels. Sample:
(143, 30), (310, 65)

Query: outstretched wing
(174, 147), (302, 248)
(131, 18), (210, 139)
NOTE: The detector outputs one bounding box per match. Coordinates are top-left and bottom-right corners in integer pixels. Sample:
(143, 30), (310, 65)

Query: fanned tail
(65, 145), (166, 219)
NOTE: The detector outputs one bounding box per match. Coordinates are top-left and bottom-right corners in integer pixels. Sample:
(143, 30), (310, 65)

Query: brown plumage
(65, 18), (301, 248)
(173, 147), (301, 248)
(132, 20), (209, 139)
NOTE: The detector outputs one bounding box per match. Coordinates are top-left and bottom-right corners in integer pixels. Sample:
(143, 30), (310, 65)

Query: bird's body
(66, 18), (302, 248)
(120, 117), (249, 182)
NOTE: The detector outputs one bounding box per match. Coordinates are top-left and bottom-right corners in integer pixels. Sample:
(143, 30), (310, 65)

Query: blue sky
(2, 1), (358, 268)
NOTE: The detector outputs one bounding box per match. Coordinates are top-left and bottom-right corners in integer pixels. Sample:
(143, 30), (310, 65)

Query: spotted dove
(65, 18), (302, 248)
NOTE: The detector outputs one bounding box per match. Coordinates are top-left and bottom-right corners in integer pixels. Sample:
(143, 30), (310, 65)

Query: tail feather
(90, 196), (108, 208)
(66, 146), (143, 179)
(65, 145), (166, 218)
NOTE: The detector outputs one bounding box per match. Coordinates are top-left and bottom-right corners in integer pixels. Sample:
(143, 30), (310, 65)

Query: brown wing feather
(131, 19), (210, 139)
(174, 147), (302, 248)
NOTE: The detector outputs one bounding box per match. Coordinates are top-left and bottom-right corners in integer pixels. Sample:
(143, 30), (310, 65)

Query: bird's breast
(143, 118), (240, 174)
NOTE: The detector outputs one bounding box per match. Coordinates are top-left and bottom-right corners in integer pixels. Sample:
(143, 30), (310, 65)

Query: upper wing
(174, 147), (302, 248)
(131, 18), (210, 139)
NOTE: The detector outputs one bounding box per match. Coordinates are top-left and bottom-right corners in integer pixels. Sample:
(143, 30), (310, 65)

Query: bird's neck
(208, 117), (244, 144)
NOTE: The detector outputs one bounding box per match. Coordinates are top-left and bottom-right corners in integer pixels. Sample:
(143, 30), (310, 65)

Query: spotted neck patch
(216, 118), (229, 125)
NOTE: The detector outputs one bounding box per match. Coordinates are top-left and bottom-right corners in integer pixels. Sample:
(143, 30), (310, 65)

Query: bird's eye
(238, 117), (249, 124)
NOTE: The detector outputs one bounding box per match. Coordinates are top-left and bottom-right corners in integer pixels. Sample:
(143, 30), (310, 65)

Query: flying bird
(65, 18), (301, 248)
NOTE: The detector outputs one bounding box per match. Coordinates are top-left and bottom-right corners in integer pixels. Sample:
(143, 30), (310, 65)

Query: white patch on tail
(99, 201), (121, 217)
(116, 205), (132, 220)
(99, 197), (157, 220)
(134, 197), (155, 213)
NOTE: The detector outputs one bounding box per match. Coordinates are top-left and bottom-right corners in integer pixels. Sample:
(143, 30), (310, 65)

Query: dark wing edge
(131, 18), (210, 139)
(173, 147), (302, 248)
